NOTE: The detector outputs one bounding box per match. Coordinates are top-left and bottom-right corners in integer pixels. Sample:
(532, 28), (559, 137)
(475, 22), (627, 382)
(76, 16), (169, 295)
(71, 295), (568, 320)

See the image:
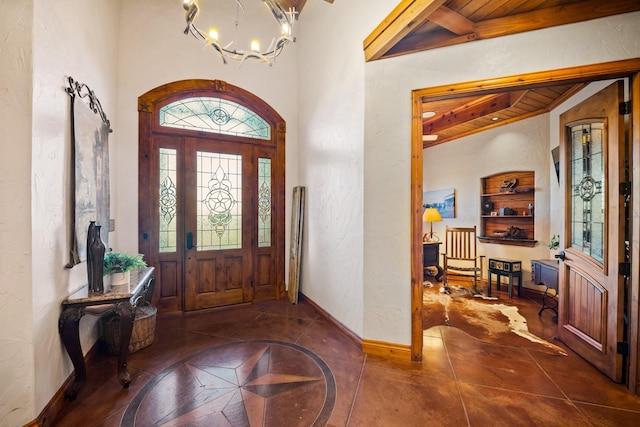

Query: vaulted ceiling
(363, 0), (640, 147)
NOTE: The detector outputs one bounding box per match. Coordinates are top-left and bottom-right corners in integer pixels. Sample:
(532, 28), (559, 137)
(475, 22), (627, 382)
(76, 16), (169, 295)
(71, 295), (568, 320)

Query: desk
(488, 258), (522, 298)
(531, 259), (559, 318)
(423, 242), (443, 281)
(59, 267), (155, 400)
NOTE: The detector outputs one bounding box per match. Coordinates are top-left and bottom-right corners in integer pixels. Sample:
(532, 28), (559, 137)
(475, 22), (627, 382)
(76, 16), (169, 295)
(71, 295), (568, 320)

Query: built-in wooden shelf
(477, 236), (537, 247)
(479, 171), (536, 247)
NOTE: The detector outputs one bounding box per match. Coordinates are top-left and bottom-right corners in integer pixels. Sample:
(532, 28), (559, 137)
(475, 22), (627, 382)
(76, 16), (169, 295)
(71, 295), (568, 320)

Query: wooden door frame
(138, 79), (287, 312)
(411, 58), (640, 393)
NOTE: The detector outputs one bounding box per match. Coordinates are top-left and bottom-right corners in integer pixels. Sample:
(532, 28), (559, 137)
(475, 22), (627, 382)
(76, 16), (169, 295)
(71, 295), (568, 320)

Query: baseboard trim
(34, 341), (102, 427)
(299, 293), (363, 350)
(299, 293), (410, 360)
(362, 339), (411, 360)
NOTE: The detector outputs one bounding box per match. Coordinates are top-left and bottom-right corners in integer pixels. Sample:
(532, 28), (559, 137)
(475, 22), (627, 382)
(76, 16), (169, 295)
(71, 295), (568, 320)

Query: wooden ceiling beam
(428, 5), (475, 35)
(475, 0), (640, 41)
(509, 90), (529, 108)
(423, 93), (511, 134)
(368, 0), (640, 60)
(364, 0), (448, 62)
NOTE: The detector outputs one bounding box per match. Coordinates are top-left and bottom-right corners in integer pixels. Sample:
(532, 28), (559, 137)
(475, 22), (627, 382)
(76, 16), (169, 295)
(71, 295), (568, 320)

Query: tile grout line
(440, 325), (473, 426)
(345, 353), (368, 426)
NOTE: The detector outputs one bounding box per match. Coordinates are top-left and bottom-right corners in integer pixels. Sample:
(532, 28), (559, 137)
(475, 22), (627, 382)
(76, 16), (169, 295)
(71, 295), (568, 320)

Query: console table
(531, 259), (559, 318)
(423, 242), (443, 281)
(488, 258), (522, 298)
(59, 267), (155, 400)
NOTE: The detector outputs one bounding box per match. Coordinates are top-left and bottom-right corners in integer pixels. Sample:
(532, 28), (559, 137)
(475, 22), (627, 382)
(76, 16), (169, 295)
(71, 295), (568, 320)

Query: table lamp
(423, 208), (443, 242)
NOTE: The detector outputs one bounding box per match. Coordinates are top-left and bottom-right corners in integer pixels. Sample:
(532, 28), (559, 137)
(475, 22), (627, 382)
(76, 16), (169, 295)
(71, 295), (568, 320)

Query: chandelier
(183, 0), (298, 66)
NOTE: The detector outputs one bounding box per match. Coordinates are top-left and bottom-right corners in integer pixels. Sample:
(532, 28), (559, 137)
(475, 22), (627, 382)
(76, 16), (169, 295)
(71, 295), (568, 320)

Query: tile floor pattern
(53, 288), (640, 426)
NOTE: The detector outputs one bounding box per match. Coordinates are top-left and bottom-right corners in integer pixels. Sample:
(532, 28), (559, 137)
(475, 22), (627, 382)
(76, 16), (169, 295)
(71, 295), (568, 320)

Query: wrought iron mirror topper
(65, 76), (112, 132)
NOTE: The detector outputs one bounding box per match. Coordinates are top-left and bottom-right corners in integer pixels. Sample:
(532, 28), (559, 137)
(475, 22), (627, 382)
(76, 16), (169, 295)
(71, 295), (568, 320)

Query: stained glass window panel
(159, 97), (270, 140)
(197, 152), (242, 251)
(258, 158), (272, 248)
(570, 122), (605, 264)
(159, 148), (178, 253)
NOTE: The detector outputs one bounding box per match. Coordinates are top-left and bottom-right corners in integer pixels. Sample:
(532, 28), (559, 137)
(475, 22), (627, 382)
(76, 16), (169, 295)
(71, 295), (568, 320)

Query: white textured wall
(295, 0), (392, 336)
(364, 12), (640, 345)
(30, 0), (121, 420)
(0, 1), (35, 425)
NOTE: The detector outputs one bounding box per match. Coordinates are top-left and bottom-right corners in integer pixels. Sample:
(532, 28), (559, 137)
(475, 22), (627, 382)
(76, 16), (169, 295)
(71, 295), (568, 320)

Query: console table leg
(59, 308), (85, 401)
(116, 302), (134, 387)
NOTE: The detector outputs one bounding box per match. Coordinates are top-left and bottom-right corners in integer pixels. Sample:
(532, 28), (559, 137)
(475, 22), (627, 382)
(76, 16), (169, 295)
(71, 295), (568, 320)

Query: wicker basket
(100, 305), (157, 355)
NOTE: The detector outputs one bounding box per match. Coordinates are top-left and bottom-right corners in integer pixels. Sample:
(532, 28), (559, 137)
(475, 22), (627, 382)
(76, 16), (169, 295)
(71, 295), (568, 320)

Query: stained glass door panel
(184, 138), (253, 310)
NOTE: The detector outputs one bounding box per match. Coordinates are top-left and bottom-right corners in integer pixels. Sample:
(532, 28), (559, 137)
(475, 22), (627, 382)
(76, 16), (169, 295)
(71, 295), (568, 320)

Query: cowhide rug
(423, 283), (567, 356)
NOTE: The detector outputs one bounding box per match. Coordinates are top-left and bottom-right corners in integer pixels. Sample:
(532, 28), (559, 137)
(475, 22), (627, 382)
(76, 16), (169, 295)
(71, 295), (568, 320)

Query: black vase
(86, 221), (96, 289)
(89, 225), (106, 293)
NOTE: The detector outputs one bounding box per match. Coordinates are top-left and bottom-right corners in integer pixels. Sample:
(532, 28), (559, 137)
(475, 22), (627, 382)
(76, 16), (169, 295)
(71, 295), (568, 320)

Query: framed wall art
(423, 188), (455, 218)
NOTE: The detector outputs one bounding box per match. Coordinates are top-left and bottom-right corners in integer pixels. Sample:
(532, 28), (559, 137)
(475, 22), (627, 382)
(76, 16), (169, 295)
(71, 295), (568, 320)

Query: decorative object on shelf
(506, 226), (526, 239)
(182, 0), (298, 66)
(500, 178), (518, 193)
(549, 234), (560, 250)
(499, 207), (516, 216)
(104, 252), (148, 287)
(423, 208), (443, 242)
(528, 203), (534, 216)
(88, 225), (106, 293)
(482, 200), (493, 215)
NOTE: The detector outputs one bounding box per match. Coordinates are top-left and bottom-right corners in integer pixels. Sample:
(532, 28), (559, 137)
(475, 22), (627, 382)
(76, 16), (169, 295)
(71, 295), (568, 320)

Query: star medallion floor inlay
(121, 340), (336, 426)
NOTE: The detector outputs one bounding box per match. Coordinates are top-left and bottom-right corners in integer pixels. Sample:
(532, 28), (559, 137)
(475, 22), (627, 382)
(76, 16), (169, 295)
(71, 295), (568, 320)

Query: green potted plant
(103, 251), (147, 286)
(549, 234), (560, 251)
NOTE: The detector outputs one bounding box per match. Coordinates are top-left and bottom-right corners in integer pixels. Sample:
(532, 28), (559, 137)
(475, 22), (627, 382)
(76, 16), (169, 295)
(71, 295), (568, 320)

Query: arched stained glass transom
(159, 97), (271, 140)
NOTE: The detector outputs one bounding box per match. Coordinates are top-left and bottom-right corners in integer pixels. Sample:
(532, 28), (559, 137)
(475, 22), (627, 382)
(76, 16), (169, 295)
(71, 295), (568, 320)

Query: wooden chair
(442, 226), (485, 292)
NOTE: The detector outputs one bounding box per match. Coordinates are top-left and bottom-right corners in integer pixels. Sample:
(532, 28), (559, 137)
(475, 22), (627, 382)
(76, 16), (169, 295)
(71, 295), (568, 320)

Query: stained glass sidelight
(159, 97), (271, 140)
(258, 158), (272, 247)
(570, 122), (605, 264)
(159, 148), (178, 253)
(198, 152), (242, 250)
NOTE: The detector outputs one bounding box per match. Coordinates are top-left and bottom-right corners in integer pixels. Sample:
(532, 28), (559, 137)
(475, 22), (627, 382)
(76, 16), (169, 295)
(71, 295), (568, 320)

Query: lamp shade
(423, 208), (442, 223)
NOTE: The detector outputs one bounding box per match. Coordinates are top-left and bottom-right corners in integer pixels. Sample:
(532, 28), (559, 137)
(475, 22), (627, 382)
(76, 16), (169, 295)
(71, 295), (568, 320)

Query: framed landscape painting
(423, 188), (455, 218)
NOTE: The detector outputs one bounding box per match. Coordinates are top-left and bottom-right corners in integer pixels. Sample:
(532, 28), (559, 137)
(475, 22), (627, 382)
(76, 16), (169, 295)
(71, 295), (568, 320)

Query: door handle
(186, 232), (195, 250)
(555, 250), (566, 261)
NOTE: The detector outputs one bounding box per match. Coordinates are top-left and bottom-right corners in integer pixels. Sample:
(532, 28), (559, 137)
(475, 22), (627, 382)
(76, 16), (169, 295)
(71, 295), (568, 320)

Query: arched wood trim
(138, 79), (286, 311)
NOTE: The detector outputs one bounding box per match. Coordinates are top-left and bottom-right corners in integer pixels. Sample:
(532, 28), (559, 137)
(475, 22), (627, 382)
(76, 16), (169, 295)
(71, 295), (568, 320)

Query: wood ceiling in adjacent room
(365, 0), (640, 148)
(421, 82), (585, 148)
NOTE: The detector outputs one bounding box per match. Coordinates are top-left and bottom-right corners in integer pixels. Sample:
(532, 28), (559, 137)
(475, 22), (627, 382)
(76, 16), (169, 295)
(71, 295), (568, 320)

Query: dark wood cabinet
(478, 171), (537, 247)
(423, 242), (443, 281)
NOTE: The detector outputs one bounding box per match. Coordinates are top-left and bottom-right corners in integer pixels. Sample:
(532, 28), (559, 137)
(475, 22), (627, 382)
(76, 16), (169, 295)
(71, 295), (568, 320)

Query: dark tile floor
(53, 287), (640, 426)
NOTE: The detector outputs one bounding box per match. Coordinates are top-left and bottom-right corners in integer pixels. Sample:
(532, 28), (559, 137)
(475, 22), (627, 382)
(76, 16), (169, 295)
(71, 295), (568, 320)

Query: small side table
(59, 267), (155, 400)
(423, 242), (443, 281)
(488, 258), (522, 298)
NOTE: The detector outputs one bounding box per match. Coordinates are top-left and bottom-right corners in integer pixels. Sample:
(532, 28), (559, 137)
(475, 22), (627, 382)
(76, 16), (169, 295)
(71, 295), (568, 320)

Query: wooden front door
(558, 80), (628, 381)
(139, 80), (285, 313)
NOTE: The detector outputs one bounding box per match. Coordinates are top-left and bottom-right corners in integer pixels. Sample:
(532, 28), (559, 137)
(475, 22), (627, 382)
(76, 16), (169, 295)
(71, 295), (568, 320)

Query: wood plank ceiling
(364, 0), (640, 148)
